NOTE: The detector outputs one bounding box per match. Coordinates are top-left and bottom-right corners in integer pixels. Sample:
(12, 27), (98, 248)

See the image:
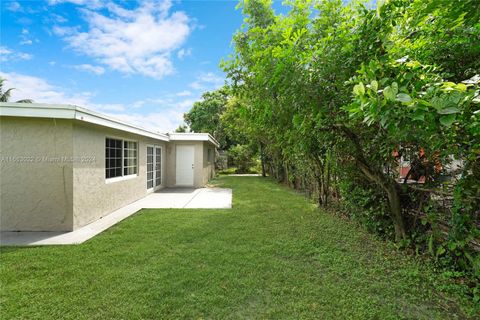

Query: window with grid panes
(123, 141), (138, 175)
(105, 138), (122, 178)
(105, 138), (137, 179)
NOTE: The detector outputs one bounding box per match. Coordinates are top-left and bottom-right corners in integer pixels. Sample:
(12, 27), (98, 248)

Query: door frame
(147, 144), (163, 192)
(175, 144), (195, 187)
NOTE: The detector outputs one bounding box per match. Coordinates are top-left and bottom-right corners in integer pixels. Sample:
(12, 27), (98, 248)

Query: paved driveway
(1, 187), (232, 246)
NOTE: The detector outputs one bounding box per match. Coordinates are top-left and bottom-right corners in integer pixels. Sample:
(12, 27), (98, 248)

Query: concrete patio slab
(0, 187), (232, 246)
(185, 188), (232, 208)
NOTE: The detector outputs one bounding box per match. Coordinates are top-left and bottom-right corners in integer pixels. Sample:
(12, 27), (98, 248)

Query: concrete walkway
(0, 187), (232, 246)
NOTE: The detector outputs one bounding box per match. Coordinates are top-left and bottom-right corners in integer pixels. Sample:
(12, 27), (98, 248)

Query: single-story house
(0, 102), (218, 232)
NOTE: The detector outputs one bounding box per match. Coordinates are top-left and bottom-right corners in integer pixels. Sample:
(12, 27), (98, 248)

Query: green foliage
(182, 88), (259, 166)
(175, 124), (188, 132)
(338, 171), (394, 239)
(183, 87), (230, 148)
(227, 144), (258, 173)
(223, 0), (480, 302)
(217, 167), (238, 175)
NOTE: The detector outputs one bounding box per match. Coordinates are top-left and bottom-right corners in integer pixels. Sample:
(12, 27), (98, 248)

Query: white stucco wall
(202, 142), (216, 185)
(72, 121), (166, 229)
(0, 117), (74, 231)
(0, 115), (216, 232)
(165, 141), (200, 187)
(165, 141), (215, 188)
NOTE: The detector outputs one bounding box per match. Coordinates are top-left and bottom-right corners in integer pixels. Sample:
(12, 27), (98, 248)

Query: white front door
(176, 145), (195, 186)
(147, 146), (162, 191)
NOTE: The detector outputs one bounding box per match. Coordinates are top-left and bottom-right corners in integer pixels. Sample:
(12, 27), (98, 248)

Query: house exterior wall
(72, 121), (166, 230)
(165, 141), (215, 188)
(165, 141), (203, 188)
(0, 117), (74, 231)
(202, 142), (216, 186)
(0, 114), (216, 232)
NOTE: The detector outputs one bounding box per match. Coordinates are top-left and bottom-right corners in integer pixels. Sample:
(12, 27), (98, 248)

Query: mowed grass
(0, 176), (475, 319)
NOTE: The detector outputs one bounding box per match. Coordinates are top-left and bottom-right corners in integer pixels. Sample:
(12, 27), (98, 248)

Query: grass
(217, 167), (260, 175)
(0, 176), (476, 319)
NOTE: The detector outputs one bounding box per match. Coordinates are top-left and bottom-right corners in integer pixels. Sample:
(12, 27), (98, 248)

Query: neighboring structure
(394, 147), (464, 184)
(0, 103), (218, 232)
(216, 150), (229, 171)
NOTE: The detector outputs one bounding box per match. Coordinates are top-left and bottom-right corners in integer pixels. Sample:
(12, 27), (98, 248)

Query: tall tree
(183, 87), (229, 148)
(223, 0), (479, 243)
(175, 124), (188, 133)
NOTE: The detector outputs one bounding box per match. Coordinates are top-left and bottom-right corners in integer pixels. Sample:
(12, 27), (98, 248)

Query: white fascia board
(74, 108), (169, 141)
(0, 103), (76, 118)
(0, 102), (169, 142)
(169, 133), (205, 140)
(207, 134), (220, 148)
(169, 133), (220, 148)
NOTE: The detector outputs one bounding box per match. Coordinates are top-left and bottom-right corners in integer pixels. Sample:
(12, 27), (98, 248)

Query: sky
(0, 0), (247, 133)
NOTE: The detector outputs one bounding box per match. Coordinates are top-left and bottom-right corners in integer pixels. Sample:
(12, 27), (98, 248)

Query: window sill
(105, 174), (138, 184)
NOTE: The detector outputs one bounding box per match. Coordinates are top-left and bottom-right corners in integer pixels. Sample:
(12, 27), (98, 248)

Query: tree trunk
(313, 157), (325, 207)
(324, 157), (330, 207)
(283, 162), (289, 185)
(338, 125), (407, 241)
(385, 183), (407, 241)
(356, 159), (407, 241)
(274, 157), (281, 181)
(260, 143), (266, 177)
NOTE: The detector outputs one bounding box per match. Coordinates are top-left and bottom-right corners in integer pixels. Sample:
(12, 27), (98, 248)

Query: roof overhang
(169, 133), (220, 148)
(0, 103), (220, 146)
(0, 102), (174, 142)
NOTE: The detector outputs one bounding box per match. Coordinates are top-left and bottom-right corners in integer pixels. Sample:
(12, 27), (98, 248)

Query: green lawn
(0, 176), (475, 319)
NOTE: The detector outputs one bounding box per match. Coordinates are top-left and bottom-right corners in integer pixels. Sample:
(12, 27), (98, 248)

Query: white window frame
(146, 144), (163, 192)
(154, 145), (163, 189)
(123, 140), (138, 176)
(105, 137), (138, 183)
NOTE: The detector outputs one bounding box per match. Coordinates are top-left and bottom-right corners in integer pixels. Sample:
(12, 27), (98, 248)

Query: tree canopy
(219, 0), (479, 300)
(182, 87), (230, 148)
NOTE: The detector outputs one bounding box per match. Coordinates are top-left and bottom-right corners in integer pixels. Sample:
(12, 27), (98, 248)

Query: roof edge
(169, 132), (220, 148)
(0, 102), (169, 141)
(0, 103), (219, 146)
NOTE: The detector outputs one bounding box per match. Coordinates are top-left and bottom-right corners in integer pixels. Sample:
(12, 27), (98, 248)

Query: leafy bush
(228, 144), (258, 173)
(221, 0), (479, 306)
(339, 178), (394, 239)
